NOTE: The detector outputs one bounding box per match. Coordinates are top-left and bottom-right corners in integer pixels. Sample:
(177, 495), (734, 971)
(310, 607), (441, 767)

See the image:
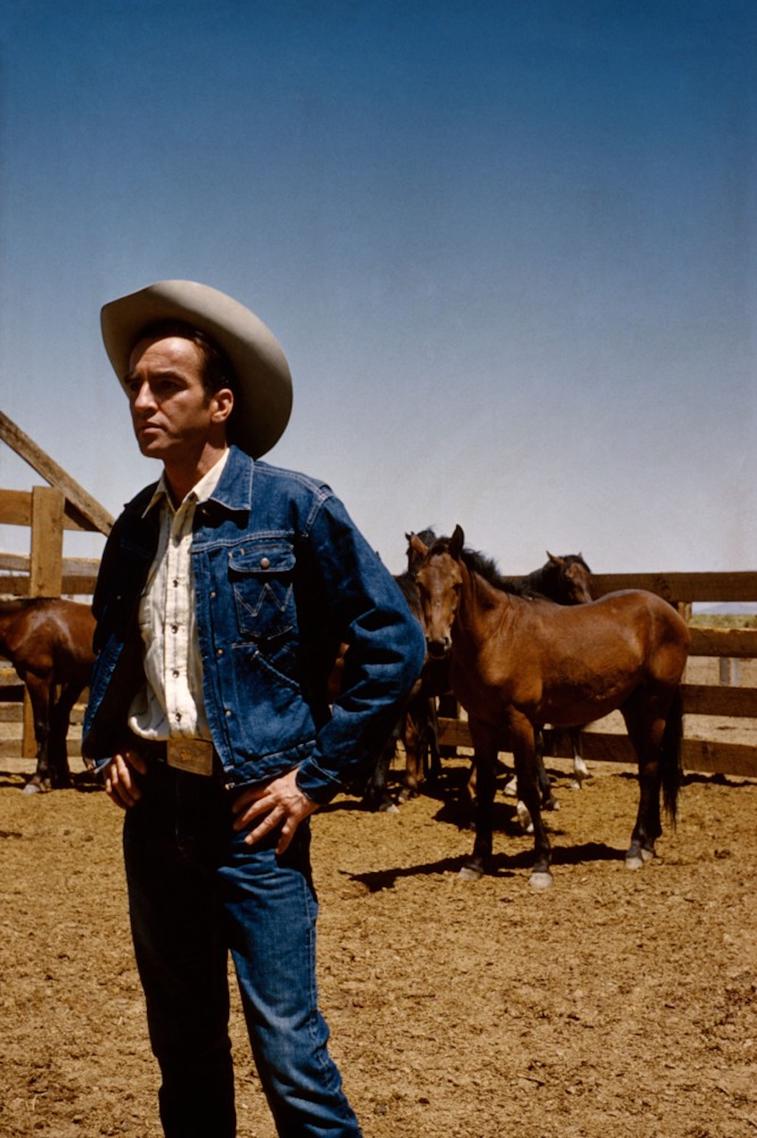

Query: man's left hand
(231, 769), (318, 854)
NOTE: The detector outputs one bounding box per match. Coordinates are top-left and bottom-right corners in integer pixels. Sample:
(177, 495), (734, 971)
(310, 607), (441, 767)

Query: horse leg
(400, 700), (425, 801)
(47, 682), (80, 789)
(509, 712), (553, 889)
(361, 736), (399, 813)
(621, 693), (666, 869)
(426, 697), (442, 782)
(459, 720), (498, 880)
(512, 727), (557, 833)
(570, 728), (590, 788)
(21, 673), (52, 794)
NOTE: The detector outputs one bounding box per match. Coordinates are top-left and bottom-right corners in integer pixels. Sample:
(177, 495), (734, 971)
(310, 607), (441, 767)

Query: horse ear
(407, 532), (429, 559)
(450, 525), (465, 558)
(546, 551), (564, 566)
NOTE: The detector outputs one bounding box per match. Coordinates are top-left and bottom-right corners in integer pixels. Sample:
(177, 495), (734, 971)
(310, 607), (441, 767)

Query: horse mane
(427, 536), (523, 595)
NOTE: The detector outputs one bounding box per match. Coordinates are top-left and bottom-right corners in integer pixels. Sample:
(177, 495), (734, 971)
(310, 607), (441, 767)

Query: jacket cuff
(295, 759), (344, 805)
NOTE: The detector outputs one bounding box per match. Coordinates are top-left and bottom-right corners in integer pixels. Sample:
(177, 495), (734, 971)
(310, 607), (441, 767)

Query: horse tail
(661, 687), (684, 823)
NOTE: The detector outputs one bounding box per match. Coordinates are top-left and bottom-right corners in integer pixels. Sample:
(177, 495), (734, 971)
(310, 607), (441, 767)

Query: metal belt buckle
(166, 737), (214, 777)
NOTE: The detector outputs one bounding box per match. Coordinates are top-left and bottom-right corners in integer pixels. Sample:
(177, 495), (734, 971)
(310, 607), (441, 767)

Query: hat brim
(101, 280), (293, 458)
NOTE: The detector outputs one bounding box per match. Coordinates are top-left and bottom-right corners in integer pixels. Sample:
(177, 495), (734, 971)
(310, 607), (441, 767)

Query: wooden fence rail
(1, 483), (755, 778)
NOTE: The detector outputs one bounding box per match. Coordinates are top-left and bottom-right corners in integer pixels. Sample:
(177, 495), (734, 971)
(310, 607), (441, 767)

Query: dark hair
(135, 319), (236, 398)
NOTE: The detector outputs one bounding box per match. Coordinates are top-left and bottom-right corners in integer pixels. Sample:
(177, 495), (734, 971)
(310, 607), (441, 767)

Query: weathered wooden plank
(680, 739), (757, 778)
(682, 683), (757, 717)
(437, 719), (757, 778)
(0, 411), (113, 535)
(689, 627), (757, 659)
(0, 574), (98, 596)
(30, 486), (64, 597)
(0, 683), (25, 701)
(588, 571), (757, 604)
(0, 489), (86, 530)
(0, 553), (101, 575)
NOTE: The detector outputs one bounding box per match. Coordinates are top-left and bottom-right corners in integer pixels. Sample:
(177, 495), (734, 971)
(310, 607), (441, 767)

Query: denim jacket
(82, 446), (426, 803)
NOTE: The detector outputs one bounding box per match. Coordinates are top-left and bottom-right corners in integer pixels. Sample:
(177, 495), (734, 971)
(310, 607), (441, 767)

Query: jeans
(123, 762), (362, 1138)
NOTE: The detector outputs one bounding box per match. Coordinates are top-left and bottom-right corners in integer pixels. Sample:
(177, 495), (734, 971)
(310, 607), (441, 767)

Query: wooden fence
(0, 410), (111, 759)
(0, 471), (755, 778)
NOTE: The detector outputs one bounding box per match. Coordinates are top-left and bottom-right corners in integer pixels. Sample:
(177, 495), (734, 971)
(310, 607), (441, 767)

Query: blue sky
(0, 1), (755, 576)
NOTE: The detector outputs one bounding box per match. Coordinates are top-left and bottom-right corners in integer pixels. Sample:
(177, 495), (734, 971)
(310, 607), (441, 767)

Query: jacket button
(260, 556), (270, 569)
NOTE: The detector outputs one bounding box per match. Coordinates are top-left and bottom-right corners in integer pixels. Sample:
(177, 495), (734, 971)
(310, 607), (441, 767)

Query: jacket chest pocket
(229, 542), (297, 644)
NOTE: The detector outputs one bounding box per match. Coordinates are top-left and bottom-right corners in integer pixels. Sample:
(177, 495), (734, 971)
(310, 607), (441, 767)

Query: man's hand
(101, 748), (148, 809)
(231, 769), (318, 854)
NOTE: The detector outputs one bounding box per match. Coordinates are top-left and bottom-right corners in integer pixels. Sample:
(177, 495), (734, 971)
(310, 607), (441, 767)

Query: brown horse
(0, 598), (95, 791)
(410, 527), (689, 889)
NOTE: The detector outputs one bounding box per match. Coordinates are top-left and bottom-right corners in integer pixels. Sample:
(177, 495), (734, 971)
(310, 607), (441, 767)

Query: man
(83, 279), (426, 1138)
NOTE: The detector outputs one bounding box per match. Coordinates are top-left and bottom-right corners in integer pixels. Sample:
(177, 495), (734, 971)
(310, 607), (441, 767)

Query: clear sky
(0, 0), (755, 576)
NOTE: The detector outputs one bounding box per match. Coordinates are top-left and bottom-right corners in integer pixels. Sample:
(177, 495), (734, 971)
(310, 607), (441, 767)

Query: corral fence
(0, 408), (755, 779)
(0, 411), (110, 759)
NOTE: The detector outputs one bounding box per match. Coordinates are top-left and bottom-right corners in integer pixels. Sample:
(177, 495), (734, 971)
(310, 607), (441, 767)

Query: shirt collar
(141, 448), (231, 518)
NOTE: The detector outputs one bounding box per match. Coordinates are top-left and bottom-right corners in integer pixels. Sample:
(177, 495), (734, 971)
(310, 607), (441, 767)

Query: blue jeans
(123, 762), (362, 1138)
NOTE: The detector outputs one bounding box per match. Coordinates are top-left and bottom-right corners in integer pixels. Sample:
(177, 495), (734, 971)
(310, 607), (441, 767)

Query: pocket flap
(228, 543), (295, 575)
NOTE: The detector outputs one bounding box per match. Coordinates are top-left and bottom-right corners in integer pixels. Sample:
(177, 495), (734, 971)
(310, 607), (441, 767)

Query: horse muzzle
(426, 636), (451, 660)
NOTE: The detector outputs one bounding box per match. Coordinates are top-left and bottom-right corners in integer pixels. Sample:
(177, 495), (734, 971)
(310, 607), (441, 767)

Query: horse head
(411, 525), (465, 659)
(545, 551), (594, 605)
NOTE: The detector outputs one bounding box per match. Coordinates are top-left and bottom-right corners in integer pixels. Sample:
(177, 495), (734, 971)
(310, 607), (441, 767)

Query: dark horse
(512, 551), (594, 795)
(0, 597), (95, 791)
(352, 545), (449, 810)
(410, 527), (689, 888)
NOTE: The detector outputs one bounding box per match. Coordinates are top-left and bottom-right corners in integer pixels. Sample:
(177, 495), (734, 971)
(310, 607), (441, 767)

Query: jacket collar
(206, 444), (254, 514)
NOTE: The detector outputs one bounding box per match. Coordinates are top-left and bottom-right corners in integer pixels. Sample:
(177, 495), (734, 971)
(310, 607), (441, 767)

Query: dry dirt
(1, 745), (755, 1138)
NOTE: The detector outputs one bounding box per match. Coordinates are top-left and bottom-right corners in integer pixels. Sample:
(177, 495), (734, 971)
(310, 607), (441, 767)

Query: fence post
(22, 486), (64, 758)
(719, 657), (741, 686)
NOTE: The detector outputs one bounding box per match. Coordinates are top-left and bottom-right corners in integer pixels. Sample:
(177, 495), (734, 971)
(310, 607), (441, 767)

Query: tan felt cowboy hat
(101, 279), (293, 458)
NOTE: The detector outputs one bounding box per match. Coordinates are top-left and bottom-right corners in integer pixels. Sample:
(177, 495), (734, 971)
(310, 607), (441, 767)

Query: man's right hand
(102, 748), (148, 809)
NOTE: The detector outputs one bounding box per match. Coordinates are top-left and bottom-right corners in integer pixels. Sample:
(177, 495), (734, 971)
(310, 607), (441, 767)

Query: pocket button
(259, 557), (271, 569)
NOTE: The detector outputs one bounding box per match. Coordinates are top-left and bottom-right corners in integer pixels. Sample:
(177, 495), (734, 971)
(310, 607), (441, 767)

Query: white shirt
(128, 450), (229, 742)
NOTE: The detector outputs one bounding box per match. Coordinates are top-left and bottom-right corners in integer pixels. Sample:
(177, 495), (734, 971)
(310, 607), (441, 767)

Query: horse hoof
(378, 801), (400, 814)
(504, 777), (517, 797)
(515, 802), (532, 830)
(626, 845), (655, 870)
(529, 871), (554, 891)
(458, 864), (483, 882)
(22, 780), (47, 795)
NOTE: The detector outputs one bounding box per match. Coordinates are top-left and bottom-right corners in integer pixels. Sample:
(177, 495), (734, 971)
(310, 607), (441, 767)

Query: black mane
(427, 536), (523, 595)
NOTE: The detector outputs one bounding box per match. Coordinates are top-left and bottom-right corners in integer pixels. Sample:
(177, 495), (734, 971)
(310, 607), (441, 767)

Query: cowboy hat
(100, 279), (293, 457)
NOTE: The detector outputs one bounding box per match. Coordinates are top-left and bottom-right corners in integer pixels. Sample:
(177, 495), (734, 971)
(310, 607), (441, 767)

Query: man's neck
(163, 443), (229, 506)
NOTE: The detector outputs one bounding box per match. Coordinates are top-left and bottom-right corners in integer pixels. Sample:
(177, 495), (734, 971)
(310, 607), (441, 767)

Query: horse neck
(455, 561), (510, 645)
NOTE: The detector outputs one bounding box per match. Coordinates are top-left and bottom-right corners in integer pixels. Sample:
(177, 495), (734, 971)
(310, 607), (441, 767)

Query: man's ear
(212, 387), (234, 424)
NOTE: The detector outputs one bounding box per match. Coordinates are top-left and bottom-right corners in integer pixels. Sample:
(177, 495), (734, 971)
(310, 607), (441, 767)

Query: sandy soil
(1, 749), (755, 1138)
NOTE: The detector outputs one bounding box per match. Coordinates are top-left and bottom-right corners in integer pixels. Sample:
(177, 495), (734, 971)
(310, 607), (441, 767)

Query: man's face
(124, 335), (226, 461)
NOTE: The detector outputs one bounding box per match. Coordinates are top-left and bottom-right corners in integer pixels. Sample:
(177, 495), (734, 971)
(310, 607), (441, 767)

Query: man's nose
(132, 381), (155, 412)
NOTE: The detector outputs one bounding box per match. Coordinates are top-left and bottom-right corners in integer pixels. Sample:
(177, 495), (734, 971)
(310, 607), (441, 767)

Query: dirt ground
(1, 739), (755, 1138)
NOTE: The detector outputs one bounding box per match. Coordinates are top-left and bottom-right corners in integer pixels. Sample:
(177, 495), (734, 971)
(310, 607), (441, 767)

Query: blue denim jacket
(82, 446), (425, 803)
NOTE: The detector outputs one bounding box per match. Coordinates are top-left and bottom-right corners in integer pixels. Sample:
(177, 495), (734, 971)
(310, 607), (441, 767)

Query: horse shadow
(0, 768), (101, 794)
(343, 839), (624, 893)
